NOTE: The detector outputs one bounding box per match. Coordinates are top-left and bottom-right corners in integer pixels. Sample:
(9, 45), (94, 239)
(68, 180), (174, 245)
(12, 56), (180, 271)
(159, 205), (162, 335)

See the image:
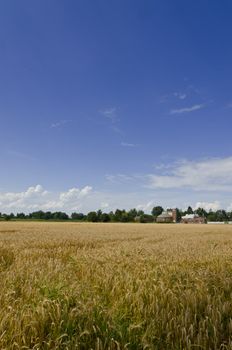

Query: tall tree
(152, 206), (163, 218)
(87, 211), (98, 222)
(186, 206), (194, 214)
(195, 207), (207, 217)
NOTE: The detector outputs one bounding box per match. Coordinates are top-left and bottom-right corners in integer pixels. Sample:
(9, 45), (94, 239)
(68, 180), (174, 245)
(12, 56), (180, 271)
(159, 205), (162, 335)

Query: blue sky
(1, 0), (232, 213)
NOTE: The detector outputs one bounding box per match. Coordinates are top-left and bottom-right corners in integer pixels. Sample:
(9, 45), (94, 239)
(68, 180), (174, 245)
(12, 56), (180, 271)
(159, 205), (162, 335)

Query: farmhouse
(156, 209), (177, 223)
(181, 214), (206, 224)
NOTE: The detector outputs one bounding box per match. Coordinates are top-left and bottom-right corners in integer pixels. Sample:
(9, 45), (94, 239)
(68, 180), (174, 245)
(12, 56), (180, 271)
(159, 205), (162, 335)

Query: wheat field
(0, 222), (232, 349)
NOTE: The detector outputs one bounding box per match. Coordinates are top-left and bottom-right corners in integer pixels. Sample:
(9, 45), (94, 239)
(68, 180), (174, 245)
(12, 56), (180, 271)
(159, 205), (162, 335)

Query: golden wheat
(0, 222), (232, 349)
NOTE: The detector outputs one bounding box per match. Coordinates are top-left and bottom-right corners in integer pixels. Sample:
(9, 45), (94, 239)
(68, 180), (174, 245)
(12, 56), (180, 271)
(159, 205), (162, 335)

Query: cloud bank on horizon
(1, 157), (232, 213)
(0, 185), (93, 213)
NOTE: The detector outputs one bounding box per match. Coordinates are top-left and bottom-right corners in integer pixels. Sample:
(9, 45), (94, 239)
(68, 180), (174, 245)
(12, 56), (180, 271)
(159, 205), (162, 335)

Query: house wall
(156, 217), (173, 223)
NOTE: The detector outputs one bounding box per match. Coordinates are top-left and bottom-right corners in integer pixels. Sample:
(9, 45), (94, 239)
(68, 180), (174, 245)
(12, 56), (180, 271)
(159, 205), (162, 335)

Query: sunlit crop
(0, 222), (232, 349)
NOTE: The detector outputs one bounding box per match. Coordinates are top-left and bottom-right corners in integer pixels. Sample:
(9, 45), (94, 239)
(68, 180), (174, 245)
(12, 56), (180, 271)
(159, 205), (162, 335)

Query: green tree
(114, 209), (123, 222)
(16, 213), (26, 219)
(152, 206), (163, 218)
(52, 212), (69, 220)
(108, 211), (115, 222)
(140, 214), (154, 223)
(175, 208), (182, 222)
(186, 206), (194, 214)
(120, 211), (129, 222)
(128, 209), (138, 221)
(97, 210), (103, 222)
(207, 210), (217, 222)
(215, 210), (228, 222)
(101, 213), (110, 222)
(71, 213), (85, 220)
(87, 211), (98, 222)
(4, 214), (11, 221)
(195, 207), (207, 218)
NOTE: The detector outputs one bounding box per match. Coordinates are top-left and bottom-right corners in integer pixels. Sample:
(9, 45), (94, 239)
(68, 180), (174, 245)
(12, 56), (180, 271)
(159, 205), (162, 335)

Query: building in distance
(156, 209), (177, 223)
(181, 214), (206, 224)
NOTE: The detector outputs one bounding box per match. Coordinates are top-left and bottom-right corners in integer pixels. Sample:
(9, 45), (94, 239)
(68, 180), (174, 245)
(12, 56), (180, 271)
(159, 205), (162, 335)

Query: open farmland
(1, 222), (232, 349)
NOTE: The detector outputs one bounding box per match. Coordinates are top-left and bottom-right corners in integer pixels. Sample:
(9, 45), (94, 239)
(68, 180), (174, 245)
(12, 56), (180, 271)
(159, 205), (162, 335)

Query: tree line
(0, 206), (232, 222)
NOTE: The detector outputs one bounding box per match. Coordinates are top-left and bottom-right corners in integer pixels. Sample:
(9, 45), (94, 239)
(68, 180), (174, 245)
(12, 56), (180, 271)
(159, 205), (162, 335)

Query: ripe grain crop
(0, 222), (232, 349)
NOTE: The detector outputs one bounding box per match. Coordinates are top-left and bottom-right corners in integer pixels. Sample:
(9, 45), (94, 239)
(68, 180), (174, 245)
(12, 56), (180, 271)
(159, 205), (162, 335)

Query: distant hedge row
(0, 206), (231, 222)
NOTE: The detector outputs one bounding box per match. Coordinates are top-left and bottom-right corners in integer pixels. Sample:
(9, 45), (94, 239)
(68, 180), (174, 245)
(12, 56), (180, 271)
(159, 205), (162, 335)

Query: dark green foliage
(100, 213), (110, 222)
(194, 207), (207, 218)
(186, 206), (194, 214)
(87, 211), (98, 222)
(151, 206), (163, 218)
(71, 212), (85, 221)
(175, 208), (182, 222)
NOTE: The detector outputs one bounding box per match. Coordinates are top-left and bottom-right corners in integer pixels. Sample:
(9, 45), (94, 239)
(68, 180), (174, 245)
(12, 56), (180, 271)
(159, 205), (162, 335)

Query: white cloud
(79, 186), (92, 197)
(136, 201), (154, 212)
(0, 185), (92, 213)
(0, 185), (156, 214)
(59, 186), (92, 201)
(59, 188), (81, 202)
(170, 104), (204, 115)
(55, 186), (93, 210)
(149, 157), (232, 191)
(3, 157), (232, 214)
(1, 181), (231, 215)
(194, 201), (221, 211)
(0, 185), (46, 201)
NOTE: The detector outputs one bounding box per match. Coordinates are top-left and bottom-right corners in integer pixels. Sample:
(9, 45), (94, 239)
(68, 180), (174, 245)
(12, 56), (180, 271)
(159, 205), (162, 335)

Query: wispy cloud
(170, 104), (204, 115)
(148, 157), (232, 191)
(111, 125), (124, 136)
(100, 107), (118, 123)
(105, 174), (136, 184)
(106, 157), (232, 192)
(121, 142), (137, 147)
(173, 92), (187, 100)
(159, 92), (187, 103)
(100, 107), (124, 135)
(101, 107), (116, 115)
(50, 119), (71, 128)
(159, 83), (208, 106)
